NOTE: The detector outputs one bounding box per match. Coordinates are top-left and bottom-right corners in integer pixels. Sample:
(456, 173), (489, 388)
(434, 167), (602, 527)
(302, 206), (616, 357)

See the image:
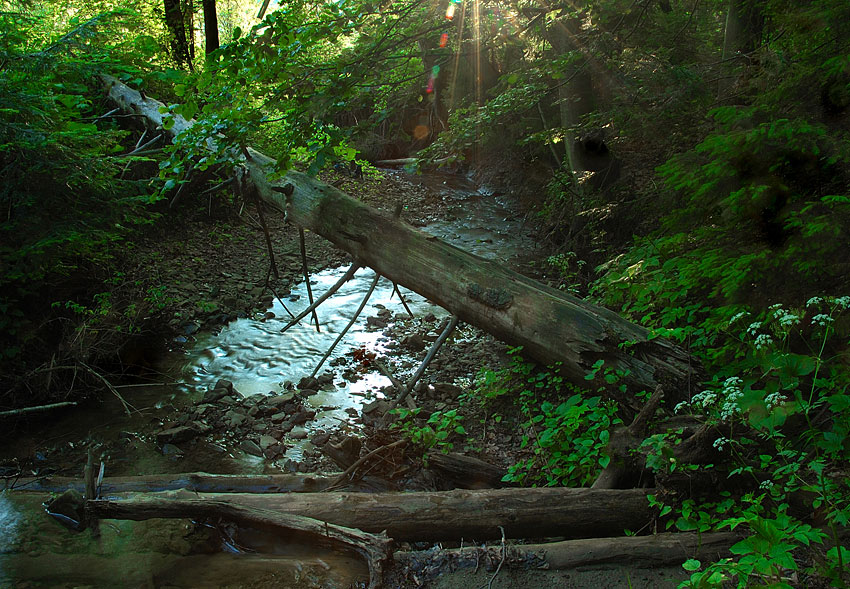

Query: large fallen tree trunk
(89, 487), (655, 542)
(104, 77), (698, 397)
(395, 531), (738, 570)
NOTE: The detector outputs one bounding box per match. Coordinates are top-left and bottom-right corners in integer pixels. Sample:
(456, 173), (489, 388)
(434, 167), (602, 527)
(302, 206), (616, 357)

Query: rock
(161, 443), (183, 456)
(262, 311), (275, 321)
(298, 376), (319, 390)
(259, 435), (278, 450)
(311, 432), (331, 446)
(201, 380), (232, 403)
(402, 333), (426, 351)
(183, 322), (200, 335)
(224, 410), (247, 427)
(424, 312), (436, 322)
(290, 427), (308, 440)
(362, 399), (391, 415)
(345, 407), (359, 417)
(156, 426), (199, 445)
(299, 388), (318, 398)
(289, 410), (316, 426)
(238, 439), (264, 457)
(270, 411), (287, 423)
(317, 372), (334, 385)
(433, 382), (463, 398)
(322, 436), (361, 469)
(423, 331), (440, 342)
(377, 308), (392, 318)
(366, 316), (389, 329)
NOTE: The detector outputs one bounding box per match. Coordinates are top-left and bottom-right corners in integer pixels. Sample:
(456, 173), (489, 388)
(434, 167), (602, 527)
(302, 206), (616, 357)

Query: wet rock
(362, 399), (391, 415)
(259, 435), (278, 451)
(270, 411), (287, 423)
(289, 409), (316, 425)
(238, 439), (264, 457)
(317, 372), (334, 385)
(402, 333), (426, 351)
(201, 380), (233, 403)
(156, 426), (199, 445)
(224, 410), (247, 427)
(366, 316), (389, 329)
(290, 427), (308, 440)
(345, 407), (359, 417)
(298, 376), (319, 390)
(299, 388), (318, 398)
(423, 312), (437, 322)
(45, 489), (85, 531)
(161, 443), (184, 457)
(183, 322), (200, 335)
(311, 432), (331, 446)
(377, 308), (392, 318)
(423, 331), (440, 342)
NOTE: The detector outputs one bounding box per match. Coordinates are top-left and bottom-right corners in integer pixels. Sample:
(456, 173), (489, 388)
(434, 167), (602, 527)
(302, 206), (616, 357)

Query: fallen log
(89, 487), (655, 541)
(86, 498), (392, 589)
(425, 450), (508, 489)
(103, 77), (698, 398)
(395, 531), (738, 570)
(3, 472), (340, 494)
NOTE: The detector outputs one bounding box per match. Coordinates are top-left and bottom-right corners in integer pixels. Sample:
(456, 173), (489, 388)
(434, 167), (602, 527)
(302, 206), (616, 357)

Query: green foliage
(390, 407), (466, 454)
(471, 348), (621, 487)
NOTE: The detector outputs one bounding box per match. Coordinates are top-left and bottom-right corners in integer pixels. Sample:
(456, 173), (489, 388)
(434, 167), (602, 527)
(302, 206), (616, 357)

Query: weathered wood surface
(91, 487), (655, 541)
(396, 531), (738, 570)
(104, 77), (698, 397)
(426, 450), (508, 489)
(3, 472), (339, 494)
(88, 498), (392, 589)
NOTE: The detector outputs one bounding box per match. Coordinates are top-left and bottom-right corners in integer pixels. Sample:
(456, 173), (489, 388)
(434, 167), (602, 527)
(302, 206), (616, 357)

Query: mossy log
(103, 76), (698, 398)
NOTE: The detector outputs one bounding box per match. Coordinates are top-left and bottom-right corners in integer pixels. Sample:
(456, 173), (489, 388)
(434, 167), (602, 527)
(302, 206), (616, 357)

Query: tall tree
(202, 0), (219, 55)
(164, 0), (192, 68)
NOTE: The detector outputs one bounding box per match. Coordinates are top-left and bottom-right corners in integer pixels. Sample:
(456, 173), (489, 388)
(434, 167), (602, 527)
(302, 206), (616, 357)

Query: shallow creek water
(0, 171), (536, 588)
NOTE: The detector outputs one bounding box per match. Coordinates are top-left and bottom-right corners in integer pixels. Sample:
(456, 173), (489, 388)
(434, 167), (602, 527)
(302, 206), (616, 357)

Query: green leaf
(682, 558), (701, 572)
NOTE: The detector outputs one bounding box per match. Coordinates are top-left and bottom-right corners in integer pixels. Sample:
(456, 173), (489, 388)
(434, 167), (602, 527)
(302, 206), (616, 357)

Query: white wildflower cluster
(806, 296), (824, 308)
(713, 437), (729, 451)
(746, 321), (762, 336)
(811, 314), (834, 327)
(720, 377), (743, 419)
(834, 296), (850, 310)
(754, 333), (774, 350)
(759, 479), (775, 490)
(772, 307), (800, 328)
(691, 390), (717, 409)
(765, 391), (785, 410)
(729, 311), (748, 325)
(674, 401), (689, 414)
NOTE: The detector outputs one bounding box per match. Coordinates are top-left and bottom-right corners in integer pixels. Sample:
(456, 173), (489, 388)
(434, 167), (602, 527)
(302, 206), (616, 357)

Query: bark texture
(97, 487), (656, 541)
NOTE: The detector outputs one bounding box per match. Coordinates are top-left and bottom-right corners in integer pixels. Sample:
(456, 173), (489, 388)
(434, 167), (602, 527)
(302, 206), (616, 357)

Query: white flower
(811, 314), (834, 327)
(674, 401), (690, 414)
(768, 303), (784, 311)
(700, 393), (717, 408)
(759, 479), (774, 490)
(713, 437), (729, 451)
(807, 297), (824, 308)
(746, 322), (762, 336)
(775, 310), (800, 327)
(833, 296), (850, 310)
(723, 377), (743, 389)
(754, 333), (774, 350)
(729, 311), (748, 324)
(765, 392), (785, 410)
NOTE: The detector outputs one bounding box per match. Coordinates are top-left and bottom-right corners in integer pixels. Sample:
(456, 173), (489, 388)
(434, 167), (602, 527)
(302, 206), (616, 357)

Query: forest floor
(1, 166), (687, 588)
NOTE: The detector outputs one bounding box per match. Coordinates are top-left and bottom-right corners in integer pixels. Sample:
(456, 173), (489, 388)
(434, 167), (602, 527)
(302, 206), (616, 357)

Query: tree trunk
(102, 76), (699, 401)
(202, 0), (220, 55)
(395, 531), (739, 569)
(164, 0), (192, 68)
(92, 487), (656, 541)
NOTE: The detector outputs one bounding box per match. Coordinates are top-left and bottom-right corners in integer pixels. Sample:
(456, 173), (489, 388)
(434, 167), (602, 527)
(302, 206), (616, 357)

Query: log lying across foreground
(104, 77), (697, 398)
(89, 487), (655, 542)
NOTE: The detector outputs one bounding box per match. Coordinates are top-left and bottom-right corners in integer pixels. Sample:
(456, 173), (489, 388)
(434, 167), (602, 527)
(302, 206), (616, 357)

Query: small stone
(402, 334), (426, 351)
(259, 435), (278, 450)
(311, 432), (331, 446)
(289, 410), (316, 425)
(271, 411), (287, 423)
(156, 426), (198, 445)
(298, 376), (319, 390)
(366, 316), (389, 329)
(423, 312), (436, 322)
(290, 427), (308, 440)
(238, 439), (263, 457)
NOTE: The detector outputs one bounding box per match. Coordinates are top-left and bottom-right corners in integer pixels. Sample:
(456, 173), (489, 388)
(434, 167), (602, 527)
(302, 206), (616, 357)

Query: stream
(0, 171), (538, 588)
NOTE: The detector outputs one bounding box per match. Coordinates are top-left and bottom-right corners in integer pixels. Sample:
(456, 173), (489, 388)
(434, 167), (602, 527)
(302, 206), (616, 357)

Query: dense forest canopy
(1, 0), (849, 585)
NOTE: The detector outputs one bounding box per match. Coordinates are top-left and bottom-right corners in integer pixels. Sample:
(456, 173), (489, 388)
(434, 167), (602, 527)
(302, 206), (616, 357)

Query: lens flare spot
(413, 125), (430, 140)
